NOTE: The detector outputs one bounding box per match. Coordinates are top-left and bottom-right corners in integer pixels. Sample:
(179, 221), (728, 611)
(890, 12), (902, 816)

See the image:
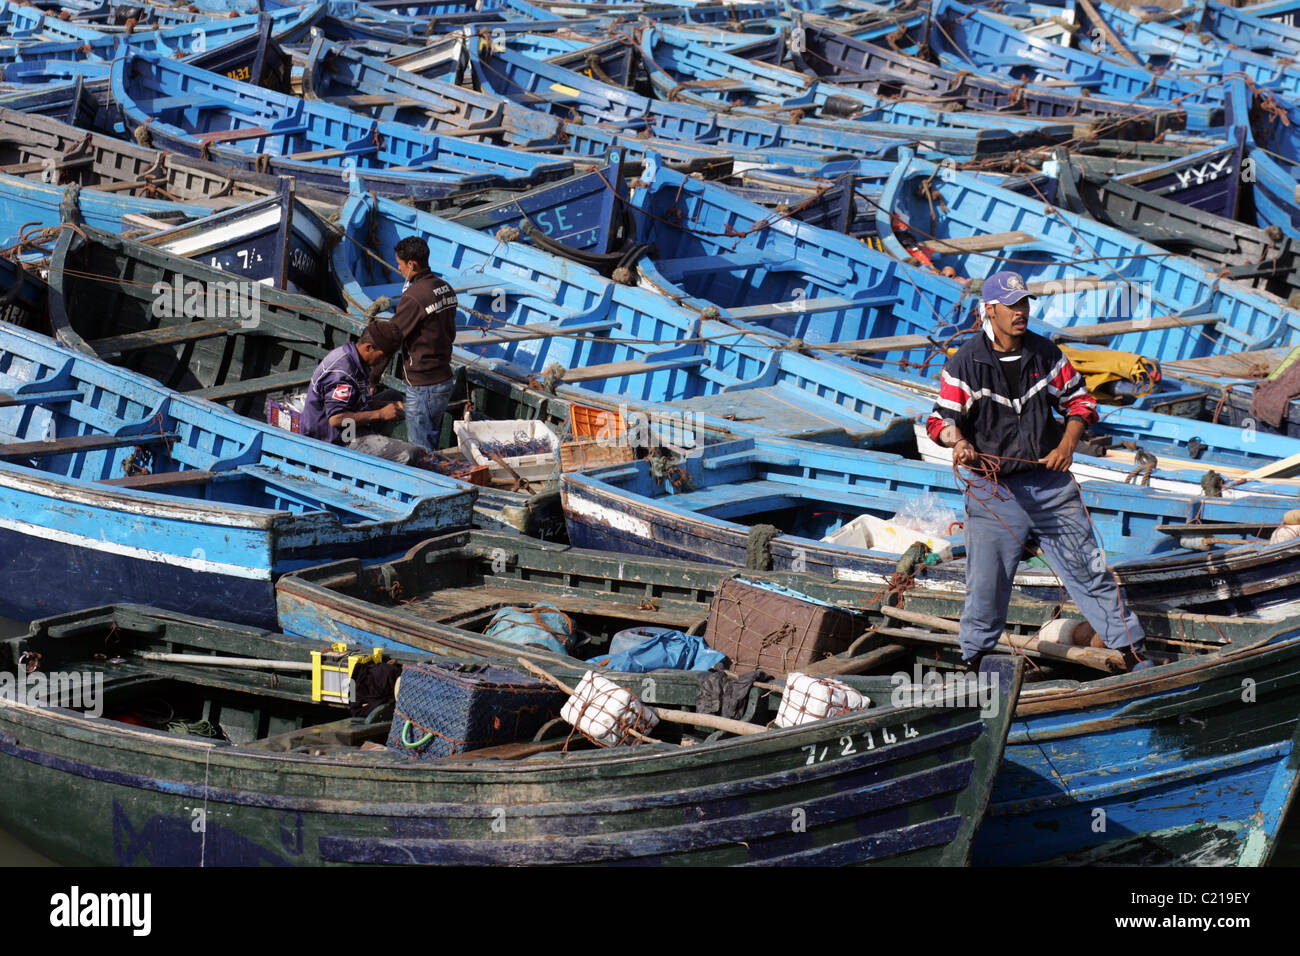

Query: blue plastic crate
(387, 661), (566, 760)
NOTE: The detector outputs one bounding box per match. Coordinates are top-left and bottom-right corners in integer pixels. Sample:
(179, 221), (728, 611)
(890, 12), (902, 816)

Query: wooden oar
(876, 606), (1125, 672)
(516, 657), (766, 737)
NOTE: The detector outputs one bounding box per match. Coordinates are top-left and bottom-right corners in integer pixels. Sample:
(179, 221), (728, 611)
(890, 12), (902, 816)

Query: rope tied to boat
(743, 523), (780, 571)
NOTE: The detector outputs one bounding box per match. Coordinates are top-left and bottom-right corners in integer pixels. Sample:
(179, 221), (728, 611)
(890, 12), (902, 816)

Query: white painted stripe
(155, 208), (282, 256)
(0, 515), (269, 580)
(566, 493), (652, 539)
(0, 466), (273, 528)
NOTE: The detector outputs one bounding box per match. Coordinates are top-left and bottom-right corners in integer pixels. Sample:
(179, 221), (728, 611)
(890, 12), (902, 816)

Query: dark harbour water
(1, 612), (1298, 867)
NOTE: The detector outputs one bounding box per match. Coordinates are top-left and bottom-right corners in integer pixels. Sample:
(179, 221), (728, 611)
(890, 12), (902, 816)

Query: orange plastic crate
(569, 403), (625, 440)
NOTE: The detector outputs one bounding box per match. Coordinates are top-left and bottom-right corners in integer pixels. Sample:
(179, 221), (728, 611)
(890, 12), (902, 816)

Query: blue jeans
(958, 468), (1144, 661)
(404, 378), (455, 453)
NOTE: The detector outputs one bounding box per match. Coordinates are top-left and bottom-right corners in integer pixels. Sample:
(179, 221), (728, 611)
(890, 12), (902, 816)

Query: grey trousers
(958, 467), (1145, 661)
(347, 432), (429, 468)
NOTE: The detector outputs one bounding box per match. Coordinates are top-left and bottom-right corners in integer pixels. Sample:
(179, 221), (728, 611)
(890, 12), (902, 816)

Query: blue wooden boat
(926, 0), (1224, 129)
(307, 36), (774, 170)
(301, 35), (557, 143)
(1071, 135), (1245, 220)
(1228, 79), (1300, 242)
(875, 148), (1300, 364)
(442, 149), (631, 260)
(48, 221), (573, 538)
(636, 22), (1076, 159)
(0, 173), (211, 249)
(1201, 0), (1300, 55)
(0, 322), (475, 626)
(0, 255), (48, 332)
(110, 49), (573, 200)
(0, 602), (1020, 866)
(135, 178), (336, 301)
(788, 22), (1187, 140)
(450, 151), (1284, 460)
(0, 73), (103, 128)
(0, 104), (341, 210)
(1052, 145), (1300, 301)
(468, 39), (904, 167)
(560, 434), (1300, 613)
(333, 184), (934, 448)
(275, 528), (1300, 866)
(1074, 0), (1299, 97)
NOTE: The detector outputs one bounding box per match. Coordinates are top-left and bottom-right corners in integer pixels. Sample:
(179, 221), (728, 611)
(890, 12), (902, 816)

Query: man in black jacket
(391, 236), (459, 452)
(926, 271), (1148, 672)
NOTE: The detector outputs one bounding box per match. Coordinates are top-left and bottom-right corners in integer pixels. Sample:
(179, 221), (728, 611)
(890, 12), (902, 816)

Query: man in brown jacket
(390, 236), (459, 452)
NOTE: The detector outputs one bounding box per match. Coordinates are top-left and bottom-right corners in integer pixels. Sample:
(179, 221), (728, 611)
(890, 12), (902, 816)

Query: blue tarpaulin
(600, 628), (727, 673)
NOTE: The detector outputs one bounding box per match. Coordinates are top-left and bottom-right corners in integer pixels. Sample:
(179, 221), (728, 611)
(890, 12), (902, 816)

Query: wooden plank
(562, 357), (703, 383)
(195, 126), (273, 144)
(456, 319), (617, 348)
(823, 333), (932, 355)
(323, 93), (428, 110)
(90, 317), (245, 359)
(282, 146), (351, 161)
(1157, 521), (1278, 536)
(1075, 0), (1143, 65)
(1026, 277), (1117, 294)
(0, 155), (92, 176)
(101, 470), (217, 490)
(190, 370), (313, 402)
(1239, 450), (1300, 481)
(0, 389), (82, 409)
(726, 296), (855, 320)
(0, 432), (175, 461)
(1054, 313), (1220, 341)
(1164, 347), (1290, 379)
(925, 230), (1035, 254)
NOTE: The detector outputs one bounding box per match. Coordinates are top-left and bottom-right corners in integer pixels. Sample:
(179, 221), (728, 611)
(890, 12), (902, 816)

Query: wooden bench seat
(0, 389), (82, 409)
(195, 126), (274, 145)
(562, 356), (705, 383)
(90, 317), (246, 359)
(100, 469), (218, 490)
(237, 464), (399, 521)
(925, 230), (1035, 254)
(457, 318), (618, 347)
(1053, 313), (1221, 342)
(190, 371), (313, 403)
(0, 431), (176, 461)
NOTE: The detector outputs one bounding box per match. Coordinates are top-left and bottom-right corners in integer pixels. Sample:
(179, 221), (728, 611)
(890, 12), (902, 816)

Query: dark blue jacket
(302, 343), (373, 444)
(926, 330), (1097, 474)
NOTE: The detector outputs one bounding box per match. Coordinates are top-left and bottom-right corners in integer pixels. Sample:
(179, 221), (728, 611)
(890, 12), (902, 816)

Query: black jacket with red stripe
(925, 330), (1097, 475)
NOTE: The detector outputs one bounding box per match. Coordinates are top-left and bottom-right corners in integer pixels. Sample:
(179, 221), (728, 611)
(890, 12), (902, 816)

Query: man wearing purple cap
(925, 270), (1149, 671)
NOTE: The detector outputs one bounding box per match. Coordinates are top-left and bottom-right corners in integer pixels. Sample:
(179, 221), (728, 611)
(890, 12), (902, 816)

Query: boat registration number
(800, 725), (918, 765)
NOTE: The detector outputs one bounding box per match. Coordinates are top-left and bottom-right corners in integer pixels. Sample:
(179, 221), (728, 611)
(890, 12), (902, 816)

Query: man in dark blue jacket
(301, 321), (428, 466)
(926, 271), (1148, 672)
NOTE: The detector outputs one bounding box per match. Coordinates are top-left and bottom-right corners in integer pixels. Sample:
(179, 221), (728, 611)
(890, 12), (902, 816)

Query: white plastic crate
(453, 419), (559, 482)
(820, 512), (954, 561)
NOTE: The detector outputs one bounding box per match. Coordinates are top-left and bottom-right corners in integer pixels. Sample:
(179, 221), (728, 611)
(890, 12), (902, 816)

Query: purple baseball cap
(981, 271), (1035, 305)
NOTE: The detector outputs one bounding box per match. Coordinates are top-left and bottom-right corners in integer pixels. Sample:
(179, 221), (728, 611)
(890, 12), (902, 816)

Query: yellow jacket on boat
(1058, 345), (1161, 401)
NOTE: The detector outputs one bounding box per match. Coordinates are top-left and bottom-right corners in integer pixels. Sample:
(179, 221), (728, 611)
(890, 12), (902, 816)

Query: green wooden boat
(276, 529), (1300, 866)
(45, 221), (566, 537)
(0, 603), (1021, 866)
